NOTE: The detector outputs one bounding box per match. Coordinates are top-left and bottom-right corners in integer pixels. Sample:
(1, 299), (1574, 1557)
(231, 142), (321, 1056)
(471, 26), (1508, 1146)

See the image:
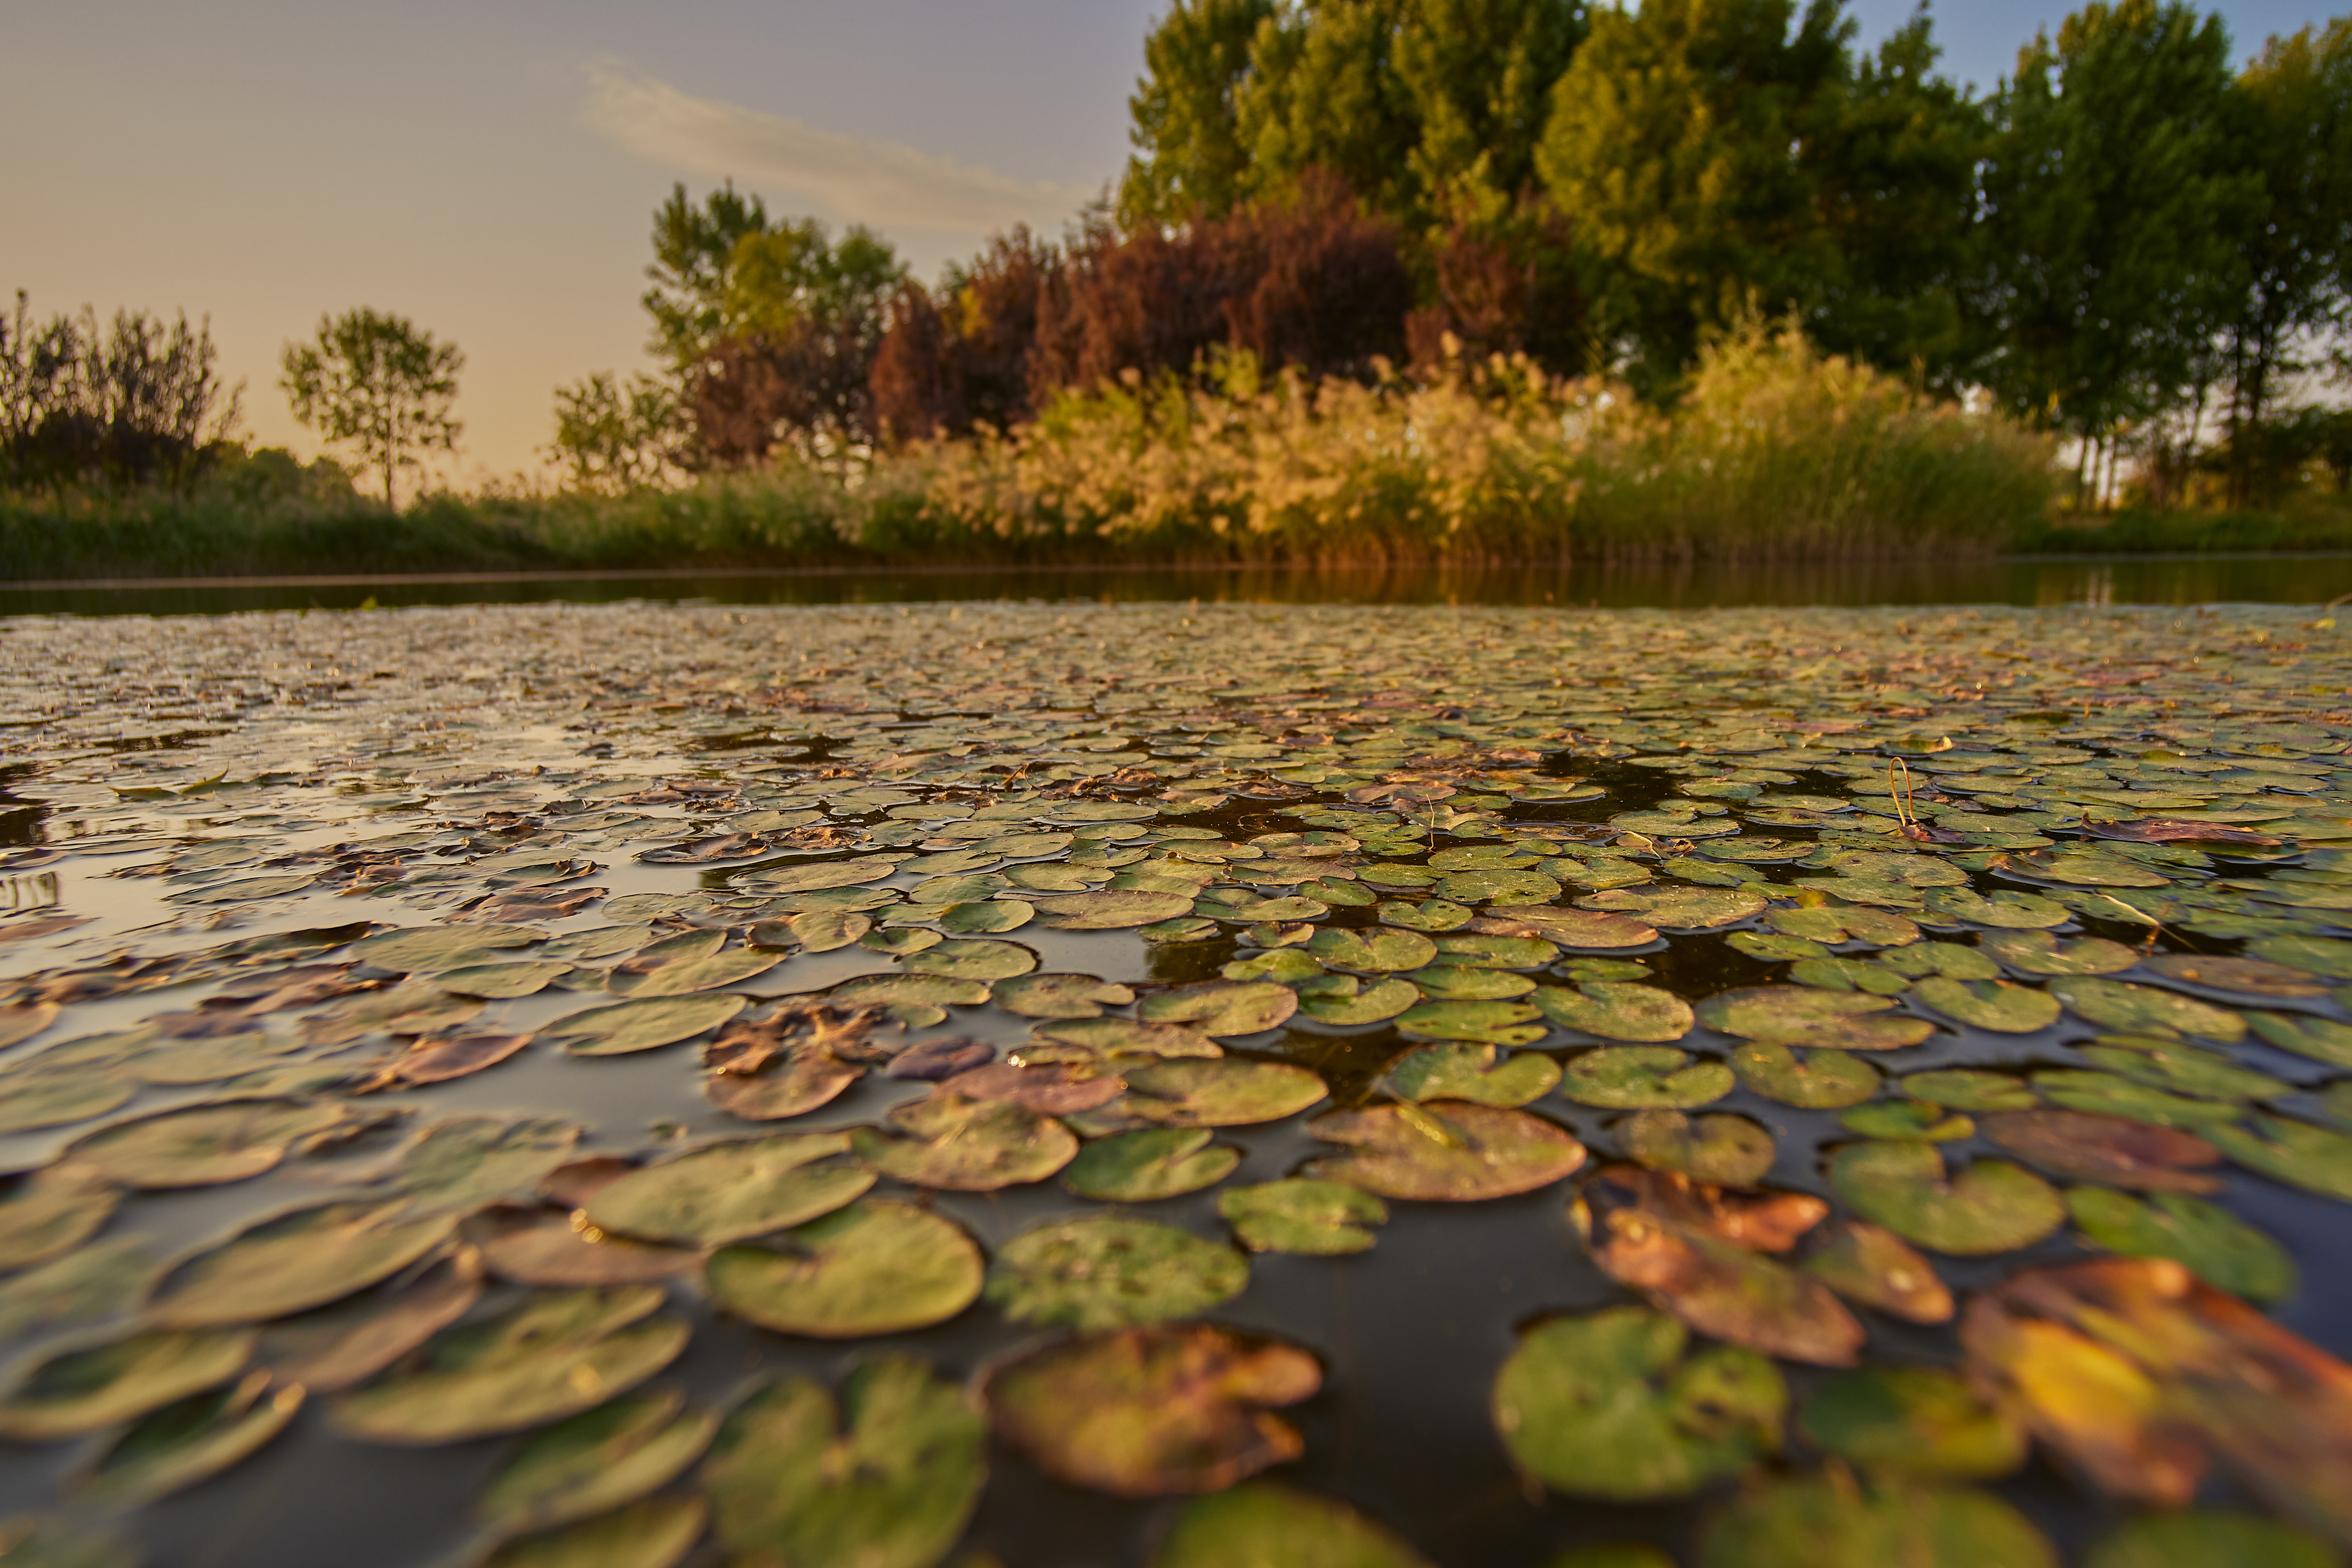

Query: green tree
(643, 180), (774, 371)
(1972, 0), (2253, 493)
(1536, 0), (1850, 392)
(1393, 0), (1585, 222)
(1121, 0), (1280, 225)
(548, 371), (678, 493)
(280, 308), (461, 505)
(2220, 18), (2352, 493)
(1236, 0), (1420, 218)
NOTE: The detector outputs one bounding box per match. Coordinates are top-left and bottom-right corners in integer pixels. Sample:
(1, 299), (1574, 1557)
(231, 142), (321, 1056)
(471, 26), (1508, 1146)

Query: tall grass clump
(909, 318), (2056, 563)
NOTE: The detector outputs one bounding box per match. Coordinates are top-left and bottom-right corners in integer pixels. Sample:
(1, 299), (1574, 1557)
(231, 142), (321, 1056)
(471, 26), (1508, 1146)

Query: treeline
(0, 292), (243, 494)
(555, 0), (2352, 514)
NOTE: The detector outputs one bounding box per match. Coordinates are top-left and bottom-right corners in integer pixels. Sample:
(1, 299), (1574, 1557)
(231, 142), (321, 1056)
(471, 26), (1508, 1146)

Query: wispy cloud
(581, 63), (1086, 235)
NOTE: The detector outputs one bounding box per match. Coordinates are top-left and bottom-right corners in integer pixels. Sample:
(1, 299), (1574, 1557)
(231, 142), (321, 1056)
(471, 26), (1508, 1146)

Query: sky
(3, 0), (2336, 484)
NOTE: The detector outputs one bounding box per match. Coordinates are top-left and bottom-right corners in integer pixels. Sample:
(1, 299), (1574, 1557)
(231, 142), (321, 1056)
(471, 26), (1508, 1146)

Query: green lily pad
(1492, 1306), (1784, 1501)
(2248, 934), (2352, 978)
(1137, 980), (1299, 1036)
(583, 1133), (873, 1248)
(783, 909), (870, 951)
(1034, 1016), (1222, 1059)
(826, 975), (992, 1020)
(608, 947), (778, 998)
(1621, 1111), (1776, 1186)
(1697, 1475), (2057, 1568)
(1562, 1047), (1733, 1109)
(1764, 905), (1922, 946)
(939, 899), (1033, 933)
(147, 1201), (459, 1328)
(1435, 933), (1561, 968)
(1306, 1102), (1586, 1200)
(1899, 1069), (2038, 1111)
(1298, 976), (1421, 1025)
(980, 1326), (1319, 1498)
(0, 1237), (154, 1343)
(1394, 998), (1547, 1046)
(2077, 1038), (2289, 1101)
(0, 1167), (121, 1271)
(437, 962), (570, 998)
(2205, 1115), (2352, 1200)
(1921, 888), (2072, 929)
(1800, 1218), (1954, 1323)
(1828, 1142), (2064, 1255)
(1841, 1102), (1973, 1141)
(70, 1099), (354, 1189)
(1379, 899), (1474, 931)
(349, 924), (543, 973)
(1731, 1043), (1882, 1108)
(1385, 1043), (1560, 1107)
(1789, 956), (1913, 996)
(732, 856), (903, 895)
(849, 1094), (1078, 1191)
(257, 1256), (484, 1391)
(391, 1115), (584, 1214)
(1797, 1367), (2025, 1479)
(705, 1199), (983, 1337)
(993, 973), (1136, 1018)
(2032, 1070), (2247, 1129)
(0, 1069), (135, 1136)
(702, 1358), (982, 1568)
(1874, 943), (1999, 981)
(1695, 986), (1932, 1050)
(1033, 890), (1196, 929)
(902, 938), (1037, 981)
(1436, 868), (1563, 904)
(1910, 977), (2061, 1033)
(1308, 927), (1438, 973)
(2066, 1188), (2296, 1302)
(985, 1215), (1247, 1330)
(545, 994), (747, 1057)
(74, 1371), (302, 1506)
(334, 1287), (688, 1444)
(1152, 1482), (1432, 1568)
(2245, 1011), (2352, 1068)
(1062, 1129), (1240, 1201)
(1115, 1058), (1327, 1127)
(1403, 964), (1535, 1000)
(1978, 929), (2142, 974)
(2082, 1512), (2341, 1568)
(1580, 888), (1770, 930)
(477, 1497), (707, 1568)
(2141, 954), (2326, 998)
(1227, 948), (1329, 984)
(1533, 983), (1694, 1042)
(1729, 932), (1834, 962)
(2046, 978), (2246, 1042)
(0, 1329), (255, 1440)
(1488, 905), (1661, 949)
(1218, 1180), (1389, 1255)
(1140, 915), (1223, 943)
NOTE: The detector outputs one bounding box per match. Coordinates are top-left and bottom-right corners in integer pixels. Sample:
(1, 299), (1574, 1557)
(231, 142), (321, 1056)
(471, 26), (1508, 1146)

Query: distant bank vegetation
(6, 0), (2352, 576)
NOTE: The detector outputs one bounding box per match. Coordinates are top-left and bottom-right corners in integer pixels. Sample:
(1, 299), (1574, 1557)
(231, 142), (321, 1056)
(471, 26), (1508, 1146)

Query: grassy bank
(0, 322), (2226, 582)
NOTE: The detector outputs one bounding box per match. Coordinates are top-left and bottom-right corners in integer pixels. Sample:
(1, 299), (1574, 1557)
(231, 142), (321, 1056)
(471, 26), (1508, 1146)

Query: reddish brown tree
(1406, 203), (1585, 372)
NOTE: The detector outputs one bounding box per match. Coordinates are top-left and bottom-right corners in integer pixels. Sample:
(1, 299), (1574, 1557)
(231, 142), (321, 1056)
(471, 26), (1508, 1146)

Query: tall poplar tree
(1121, 0), (1280, 224)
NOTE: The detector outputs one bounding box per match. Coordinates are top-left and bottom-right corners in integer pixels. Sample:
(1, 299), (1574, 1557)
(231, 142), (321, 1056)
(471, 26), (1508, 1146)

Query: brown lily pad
(1305, 1103), (1586, 1201)
(1980, 1109), (2223, 1194)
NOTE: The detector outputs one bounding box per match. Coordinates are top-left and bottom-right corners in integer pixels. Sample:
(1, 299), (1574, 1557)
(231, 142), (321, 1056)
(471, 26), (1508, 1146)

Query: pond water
(0, 598), (2347, 1568)
(4, 550), (2352, 616)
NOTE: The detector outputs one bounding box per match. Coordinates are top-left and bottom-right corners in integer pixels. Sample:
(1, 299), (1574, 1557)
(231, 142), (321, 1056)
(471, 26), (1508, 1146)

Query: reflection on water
(4, 551), (2352, 615)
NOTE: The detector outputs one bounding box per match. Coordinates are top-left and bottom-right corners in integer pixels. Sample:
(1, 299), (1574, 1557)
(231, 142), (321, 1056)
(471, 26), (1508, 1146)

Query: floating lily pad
(1488, 905), (1660, 949)
(2047, 978), (2245, 1042)
(1907, 977), (2060, 1033)
(0, 1167), (121, 1270)
(1728, 932), (1833, 962)
(349, 925), (543, 974)
(1841, 1102), (1973, 1141)
(705, 1199), (983, 1337)
(850, 1093), (1077, 1190)
(2067, 1188), (2295, 1302)
(1395, 998), (1547, 1046)
(583, 1133), (873, 1248)
(1621, 1111), (1776, 1186)
(1307, 1103), (1586, 1200)
(783, 909), (870, 951)
(1731, 1043), (1882, 1108)
(148, 1201), (459, 1328)
(732, 856), (902, 895)
(1697, 1474), (2056, 1568)
(1115, 1058), (1329, 1127)
(1921, 888), (2072, 929)
(334, 1288), (688, 1444)
(1308, 927), (1438, 973)
(1801, 1218), (1953, 1323)
(1035, 1017), (1222, 1059)
(1764, 905), (1921, 946)
(0, 1329), (255, 1441)
(0, 1069), (135, 1136)
(70, 1099), (354, 1189)
(2082, 1512), (2341, 1568)
(74, 1371), (302, 1506)
(1218, 1180), (1389, 1255)
(1033, 890), (1196, 929)
(1899, 1069), (2039, 1112)
(1436, 868), (1562, 904)
(2205, 1114), (2352, 1200)
(1137, 980), (1299, 1037)
(0, 1237), (154, 1342)
(608, 947), (778, 998)
(437, 962), (569, 999)
(980, 1326), (1318, 1497)
(1981, 1109), (2221, 1193)
(1562, 1047), (1733, 1109)
(1385, 1042), (1559, 1107)
(1978, 929), (2142, 974)
(1581, 888), (1769, 930)
(827, 975), (992, 1021)
(257, 1256), (483, 1391)
(1695, 986), (1931, 1050)
(1379, 899), (1474, 931)
(2245, 1011), (2352, 1068)
(1533, 983), (1694, 1042)
(1403, 963), (1534, 1000)
(478, 1497), (707, 1568)
(466, 1207), (699, 1288)
(1492, 1306), (1784, 1501)
(702, 1358), (982, 1568)
(1828, 1142), (2064, 1255)
(1062, 1129), (1240, 1201)
(902, 938), (1037, 981)
(1298, 976), (1421, 1025)
(993, 973), (1136, 1018)
(2248, 934), (2352, 979)
(985, 1215), (1247, 1330)
(545, 995), (747, 1057)
(1797, 1367), (2025, 1479)
(939, 899), (1033, 933)
(2142, 954), (2325, 998)
(391, 1115), (583, 1213)
(1152, 1483), (1432, 1568)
